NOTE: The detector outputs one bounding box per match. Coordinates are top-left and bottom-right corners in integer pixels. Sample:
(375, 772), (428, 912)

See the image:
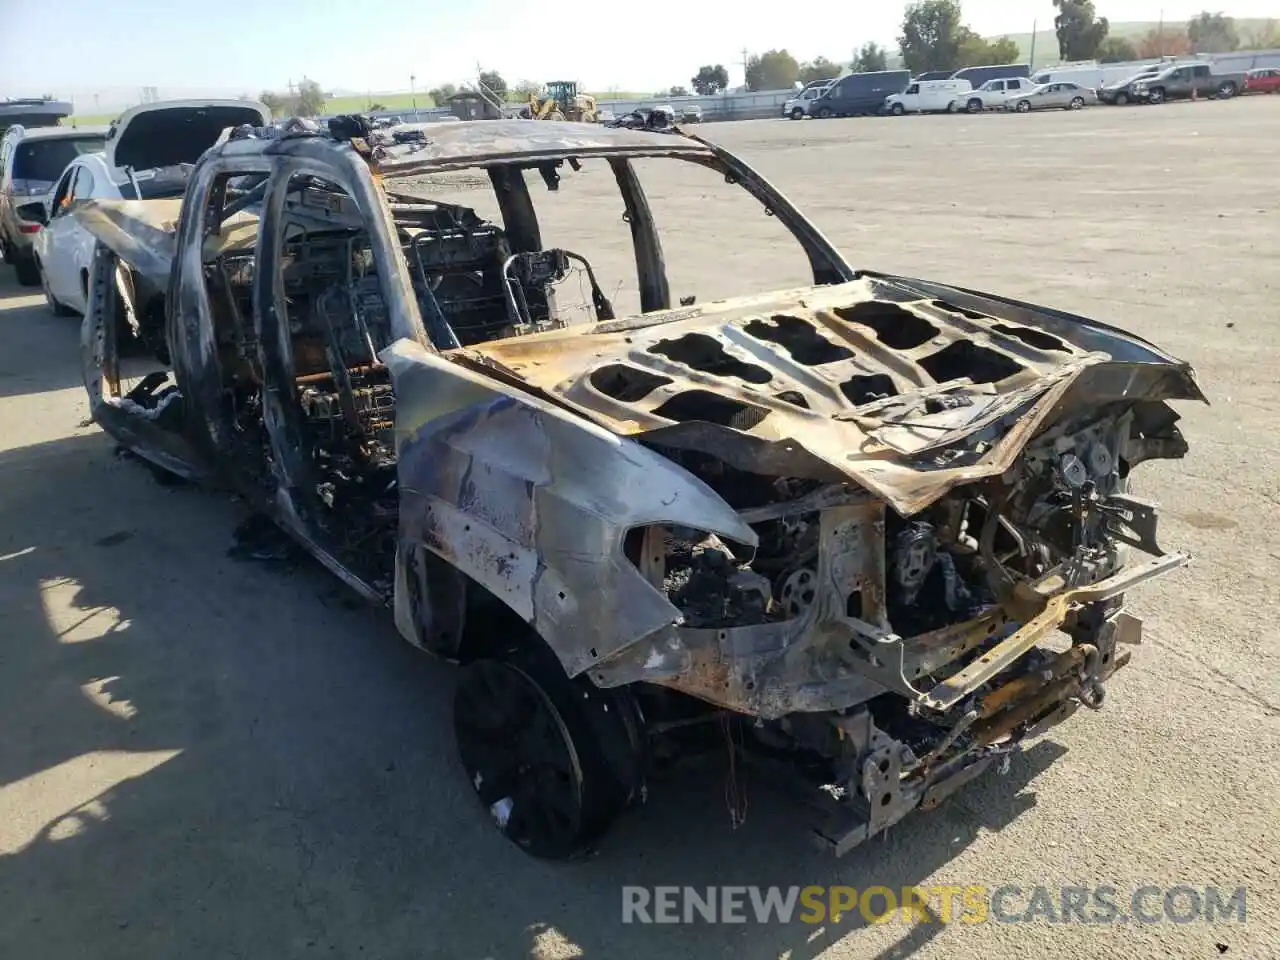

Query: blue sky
(1, 0), (1275, 109)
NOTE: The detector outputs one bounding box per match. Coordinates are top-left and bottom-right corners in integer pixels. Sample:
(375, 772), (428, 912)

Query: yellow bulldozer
(525, 81), (599, 123)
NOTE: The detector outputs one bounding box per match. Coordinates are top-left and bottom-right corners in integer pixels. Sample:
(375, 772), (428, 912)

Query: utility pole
(1029, 18), (1037, 70)
(1157, 9), (1164, 56)
(410, 73), (417, 119)
(739, 47), (751, 91)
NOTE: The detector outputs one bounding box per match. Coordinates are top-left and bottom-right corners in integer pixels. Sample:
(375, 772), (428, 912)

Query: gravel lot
(1, 99), (1278, 960)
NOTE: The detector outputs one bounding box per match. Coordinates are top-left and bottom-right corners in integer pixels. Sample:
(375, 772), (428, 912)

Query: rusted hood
(464, 276), (1204, 515)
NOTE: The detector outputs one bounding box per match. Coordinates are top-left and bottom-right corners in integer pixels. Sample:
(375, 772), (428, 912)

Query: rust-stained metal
(69, 116), (1204, 860)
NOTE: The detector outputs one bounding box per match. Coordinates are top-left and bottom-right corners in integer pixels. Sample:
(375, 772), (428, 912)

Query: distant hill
(990, 19), (1277, 66)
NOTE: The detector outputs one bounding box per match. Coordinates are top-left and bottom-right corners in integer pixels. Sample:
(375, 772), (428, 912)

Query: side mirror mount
(16, 201), (48, 226)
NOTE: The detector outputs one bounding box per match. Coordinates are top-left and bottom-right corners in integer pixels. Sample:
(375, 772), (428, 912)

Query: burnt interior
(190, 173), (623, 586)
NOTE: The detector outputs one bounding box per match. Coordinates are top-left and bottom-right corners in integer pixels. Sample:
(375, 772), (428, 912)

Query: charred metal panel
(383, 338), (757, 676)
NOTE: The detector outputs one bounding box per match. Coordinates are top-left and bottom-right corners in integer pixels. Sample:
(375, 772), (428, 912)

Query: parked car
(957, 76), (1038, 113)
(810, 70), (912, 117)
(1132, 63), (1245, 103)
(1096, 65), (1167, 104)
(0, 98), (73, 136)
(28, 100), (271, 314)
(1008, 81), (1099, 112)
(884, 79), (972, 115)
(950, 63), (1031, 88)
(0, 124), (107, 285)
(1244, 67), (1280, 94)
(70, 118), (1200, 861)
(679, 104), (703, 123)
(782, 82), (833, 119)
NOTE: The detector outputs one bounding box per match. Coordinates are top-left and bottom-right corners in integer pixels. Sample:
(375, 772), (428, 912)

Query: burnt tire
(12, 250), (40, 287)
(454, 641), (645, 859)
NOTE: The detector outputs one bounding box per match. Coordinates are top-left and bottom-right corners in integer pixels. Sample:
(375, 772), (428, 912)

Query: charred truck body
(74, 119), (1202, 859)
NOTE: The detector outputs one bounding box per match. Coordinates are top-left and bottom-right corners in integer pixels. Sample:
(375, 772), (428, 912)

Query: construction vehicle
(525, 81), (598, 123)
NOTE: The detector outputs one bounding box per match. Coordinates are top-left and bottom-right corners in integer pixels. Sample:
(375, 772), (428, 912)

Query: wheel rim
(455, 659), (586, 857)
(1071, 98), (1084, 109)
(1017, 101), (1030, 112)
(1151, 90), (1163, 103)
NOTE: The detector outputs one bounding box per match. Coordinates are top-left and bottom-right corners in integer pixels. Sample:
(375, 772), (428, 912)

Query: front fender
(382, 338), (757, 676)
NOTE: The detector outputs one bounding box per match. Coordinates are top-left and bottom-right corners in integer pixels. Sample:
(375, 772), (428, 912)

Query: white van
(782, 83), (834, 119)
(883, 79), (972, 115)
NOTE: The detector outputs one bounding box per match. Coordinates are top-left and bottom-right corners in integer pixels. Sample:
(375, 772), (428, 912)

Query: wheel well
(404, 543), (533, 664)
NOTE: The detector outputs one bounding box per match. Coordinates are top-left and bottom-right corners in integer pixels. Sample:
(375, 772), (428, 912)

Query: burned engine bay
(74, 123), (1204, 858)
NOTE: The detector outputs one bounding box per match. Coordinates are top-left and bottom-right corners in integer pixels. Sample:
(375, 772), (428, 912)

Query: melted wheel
(454, 646), (642, 859)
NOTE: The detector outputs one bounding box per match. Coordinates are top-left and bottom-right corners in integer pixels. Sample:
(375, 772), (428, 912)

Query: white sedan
(33, 99), (271, 316)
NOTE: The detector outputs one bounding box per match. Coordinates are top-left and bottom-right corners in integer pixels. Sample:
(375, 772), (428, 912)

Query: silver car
(1010, 81), (1097, 112)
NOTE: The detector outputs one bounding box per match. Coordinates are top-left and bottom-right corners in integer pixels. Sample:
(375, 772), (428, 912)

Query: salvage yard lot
(1, 99), (1278, 960)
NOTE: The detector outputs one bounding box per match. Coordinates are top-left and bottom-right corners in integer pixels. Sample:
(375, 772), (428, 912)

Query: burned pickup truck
(73, 118), (1202, 858)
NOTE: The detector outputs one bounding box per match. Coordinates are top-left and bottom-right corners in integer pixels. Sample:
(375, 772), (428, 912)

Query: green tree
(479, 70), (508, 99)
(1053, 1), (1110, 61)
(295, 78), (326, 117)
(514, 79), (542, 100)
(899, 0), (968, 75)
(957, 32), (1020, 67)
(428, 83), (458, 106)
(367, 102), (387, 112)
(852, 42), (888, 73)
(1187, 12), (1239, 53)
(691, 64), (730, 95)
(745, 50), (801, 91)
(1096, 36), (1139, 62)
(260, 91), (290, 115)
(799, 56), (840, 85)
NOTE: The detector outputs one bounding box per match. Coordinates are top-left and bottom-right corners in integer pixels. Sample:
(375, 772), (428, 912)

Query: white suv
(958, 77), (1038, 113)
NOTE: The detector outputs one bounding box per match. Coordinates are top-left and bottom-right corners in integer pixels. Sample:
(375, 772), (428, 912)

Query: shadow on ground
(0, 428), (1069, 960)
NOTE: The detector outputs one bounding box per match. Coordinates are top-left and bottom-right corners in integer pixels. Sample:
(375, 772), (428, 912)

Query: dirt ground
(1, 100), (1278, 960)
